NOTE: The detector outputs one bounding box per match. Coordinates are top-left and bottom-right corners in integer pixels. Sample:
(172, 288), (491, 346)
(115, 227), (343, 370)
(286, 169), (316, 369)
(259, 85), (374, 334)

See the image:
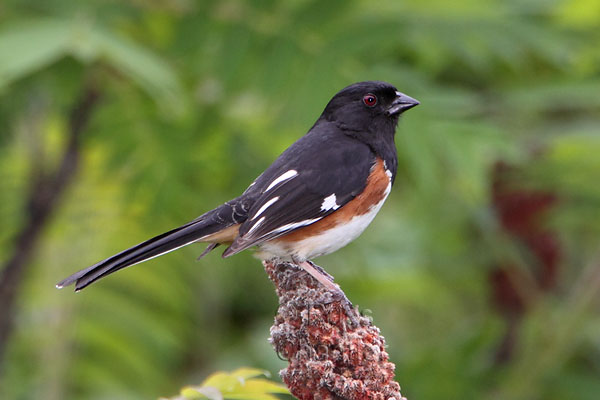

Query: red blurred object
(489, 162), (561, 362)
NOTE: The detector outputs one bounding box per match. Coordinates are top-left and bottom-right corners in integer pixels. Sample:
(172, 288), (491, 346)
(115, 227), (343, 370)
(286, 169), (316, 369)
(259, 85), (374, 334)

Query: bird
(57, 81), (419, 296)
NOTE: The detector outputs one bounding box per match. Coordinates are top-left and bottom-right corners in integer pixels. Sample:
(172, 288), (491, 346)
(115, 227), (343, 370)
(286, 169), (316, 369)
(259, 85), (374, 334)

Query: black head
(321, 81), (419, 134)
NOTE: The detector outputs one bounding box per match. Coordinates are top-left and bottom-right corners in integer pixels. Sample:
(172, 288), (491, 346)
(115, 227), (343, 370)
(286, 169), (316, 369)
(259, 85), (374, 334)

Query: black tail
(56, 205), (240, 291)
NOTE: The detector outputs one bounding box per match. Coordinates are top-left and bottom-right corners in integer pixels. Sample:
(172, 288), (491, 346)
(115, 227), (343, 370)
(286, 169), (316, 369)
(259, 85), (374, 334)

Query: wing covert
(224, 133), (376, 256)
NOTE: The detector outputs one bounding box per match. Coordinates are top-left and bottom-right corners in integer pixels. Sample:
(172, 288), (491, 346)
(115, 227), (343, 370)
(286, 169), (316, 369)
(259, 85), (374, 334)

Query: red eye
(363, 94), (377, 107)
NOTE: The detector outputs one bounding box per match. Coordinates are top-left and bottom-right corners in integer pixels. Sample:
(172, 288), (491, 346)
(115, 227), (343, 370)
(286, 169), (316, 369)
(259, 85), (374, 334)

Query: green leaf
(0, 17), (183, 112)
(85, 24), (184, 113)
(165, 369), (289, 400)
(181, 386), (223, 400)
(0, 19), (71, 88)
(229, 367), (272, 381)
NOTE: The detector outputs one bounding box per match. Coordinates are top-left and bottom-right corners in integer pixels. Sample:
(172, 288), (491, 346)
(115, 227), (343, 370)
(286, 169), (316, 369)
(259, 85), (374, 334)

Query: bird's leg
(296, 260), (339, 293)
(295, 259), (358, 327)
(306, 260), (335, 282)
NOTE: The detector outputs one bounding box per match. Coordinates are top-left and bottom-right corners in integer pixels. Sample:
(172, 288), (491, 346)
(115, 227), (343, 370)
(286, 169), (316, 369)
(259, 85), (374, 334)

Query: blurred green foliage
(0, 1), (599, 399)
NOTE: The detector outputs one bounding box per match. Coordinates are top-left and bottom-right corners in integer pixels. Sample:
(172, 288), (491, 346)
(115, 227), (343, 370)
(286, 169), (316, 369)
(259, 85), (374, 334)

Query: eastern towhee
(57, 81), (419, 297)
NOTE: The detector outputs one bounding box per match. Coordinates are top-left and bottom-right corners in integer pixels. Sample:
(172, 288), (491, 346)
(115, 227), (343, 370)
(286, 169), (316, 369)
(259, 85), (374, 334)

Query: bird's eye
(362, 94), (377, 107)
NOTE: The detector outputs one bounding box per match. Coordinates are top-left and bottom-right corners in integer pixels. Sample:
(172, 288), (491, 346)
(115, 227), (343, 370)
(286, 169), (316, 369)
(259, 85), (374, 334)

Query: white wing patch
(271, 218), (321, 235)
(251, 196), (279, 220)
(265, 170), (297, 192)
(247, 216), (265, 234)
(320, 194), (340, 211)
(383, 160), (393, 180)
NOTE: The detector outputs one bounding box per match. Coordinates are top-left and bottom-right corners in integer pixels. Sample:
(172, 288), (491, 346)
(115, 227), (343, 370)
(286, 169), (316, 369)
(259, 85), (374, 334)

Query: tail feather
(57, 213), (235, 291)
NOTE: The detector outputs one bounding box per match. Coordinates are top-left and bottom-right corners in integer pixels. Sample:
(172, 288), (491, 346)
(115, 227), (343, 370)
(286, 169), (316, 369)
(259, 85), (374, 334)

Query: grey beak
(387, 91), (420, 115)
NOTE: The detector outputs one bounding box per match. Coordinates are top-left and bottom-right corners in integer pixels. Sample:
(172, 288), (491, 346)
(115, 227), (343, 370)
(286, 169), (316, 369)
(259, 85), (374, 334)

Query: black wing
(223, 125), (375, 256)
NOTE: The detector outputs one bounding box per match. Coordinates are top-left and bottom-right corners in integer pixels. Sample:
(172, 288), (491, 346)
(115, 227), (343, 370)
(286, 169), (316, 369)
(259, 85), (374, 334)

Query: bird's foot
(330, 286), (360, 328)
(295, 259), (359, 328)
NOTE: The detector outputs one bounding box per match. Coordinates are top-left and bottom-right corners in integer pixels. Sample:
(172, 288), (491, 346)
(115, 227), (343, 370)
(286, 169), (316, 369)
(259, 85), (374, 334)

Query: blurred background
(1, 0), (599, 399)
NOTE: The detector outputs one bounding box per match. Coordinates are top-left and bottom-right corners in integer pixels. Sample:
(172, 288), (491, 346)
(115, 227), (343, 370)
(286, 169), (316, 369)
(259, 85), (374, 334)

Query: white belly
(257, 192), (389, 261)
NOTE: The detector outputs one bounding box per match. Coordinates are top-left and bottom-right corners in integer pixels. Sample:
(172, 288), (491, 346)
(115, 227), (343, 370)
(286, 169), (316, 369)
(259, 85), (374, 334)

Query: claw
(295, 259), (359, 328)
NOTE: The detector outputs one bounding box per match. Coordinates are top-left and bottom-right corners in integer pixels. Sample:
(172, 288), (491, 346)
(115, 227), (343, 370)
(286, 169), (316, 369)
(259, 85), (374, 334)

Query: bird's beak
(387, 91), (420, 116)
